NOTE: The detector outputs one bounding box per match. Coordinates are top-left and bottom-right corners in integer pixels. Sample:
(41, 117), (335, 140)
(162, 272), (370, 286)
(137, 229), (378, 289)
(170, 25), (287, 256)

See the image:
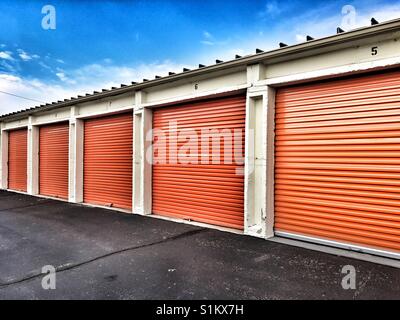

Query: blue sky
(0, 0), (400, 113)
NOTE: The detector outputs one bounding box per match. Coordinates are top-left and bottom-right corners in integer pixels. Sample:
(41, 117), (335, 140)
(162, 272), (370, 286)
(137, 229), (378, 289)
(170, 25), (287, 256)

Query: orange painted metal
(275, 70), (400, 253)
(39, 122), (69, 199)
(84, 112), (133, 210)
(8, 128), (27, 192)
(152, 96), (246, 230)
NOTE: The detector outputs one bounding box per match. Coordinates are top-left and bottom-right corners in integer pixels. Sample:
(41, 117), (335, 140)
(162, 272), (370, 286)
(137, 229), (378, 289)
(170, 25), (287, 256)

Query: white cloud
(0, 74), (20, 82)
(17, 49), (40, 62)
(56, 59), (65, 64)
(349, 3), (400, 28)
(200, 30), (229, 46)
(67, 60), (184, 88)
(195, 2), (400, 70)
(203, 31), (212, 39)
(264, 1), (281, 16)
(295, 34), (307, 43)
(55, 70), (76, 85)
(19, 52), (32, 61)
(55, 72), (67, 81)
(0, 51), (13, 60)
(38, 61), (52, 70)
(0, 75), (74, 114)
(200, 40), (215, 46)
(2, 2), (400, 115)
(201, 31), (215, 45)
(287, 2), (400, 44)
(0, 60), (17, 74)
(259, 0), (286, 19)
(0, 60), (184, 114)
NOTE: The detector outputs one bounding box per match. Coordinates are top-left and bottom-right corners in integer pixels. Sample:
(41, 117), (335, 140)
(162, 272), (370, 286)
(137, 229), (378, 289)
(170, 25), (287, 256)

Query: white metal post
(0, 128), (8, 189)
(27, 116), (39, 195)
(142, 107), (153, 215)
(133, 90), (152, 215)
(244, 63), (270, 238)
(69, 107), (84, 203)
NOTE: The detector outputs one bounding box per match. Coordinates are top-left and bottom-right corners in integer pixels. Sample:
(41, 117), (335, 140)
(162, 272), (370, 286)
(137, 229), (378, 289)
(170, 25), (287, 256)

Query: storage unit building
(152, 95), (246, 230)
(83, 112), (133, 210)
(8, 128), (27, 192)
(39, 122), (69, 199)
(1, 18), (400, 262)
(274, 70), (400, 254)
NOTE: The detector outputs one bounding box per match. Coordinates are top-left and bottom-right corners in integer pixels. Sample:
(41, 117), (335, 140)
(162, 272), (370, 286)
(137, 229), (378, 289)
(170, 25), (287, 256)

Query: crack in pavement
(0, 228), (206, 289)
(353, 270), (372, 299)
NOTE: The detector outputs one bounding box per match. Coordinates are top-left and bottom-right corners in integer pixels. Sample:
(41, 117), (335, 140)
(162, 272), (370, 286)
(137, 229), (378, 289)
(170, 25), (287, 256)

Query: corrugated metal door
(84, 112), (133, 210)
(8, 128), (27, 192)
(39, 122), (69, 199)
(275, 70), (400, 253)
(152, 96), (245, 229)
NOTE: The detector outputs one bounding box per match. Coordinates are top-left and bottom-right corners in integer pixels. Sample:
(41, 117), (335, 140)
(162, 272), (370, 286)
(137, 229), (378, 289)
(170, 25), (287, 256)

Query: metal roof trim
(1, 17), (400, 121)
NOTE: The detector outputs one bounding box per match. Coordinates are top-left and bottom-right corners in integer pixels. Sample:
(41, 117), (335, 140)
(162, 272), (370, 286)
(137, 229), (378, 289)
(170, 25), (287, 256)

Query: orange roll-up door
(275, 70), (400, 254)
(84, 112), (133, 210)
(152, 95), (245, 230)
(8, 128), (27, 192)
(39, 122), (69, 199)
